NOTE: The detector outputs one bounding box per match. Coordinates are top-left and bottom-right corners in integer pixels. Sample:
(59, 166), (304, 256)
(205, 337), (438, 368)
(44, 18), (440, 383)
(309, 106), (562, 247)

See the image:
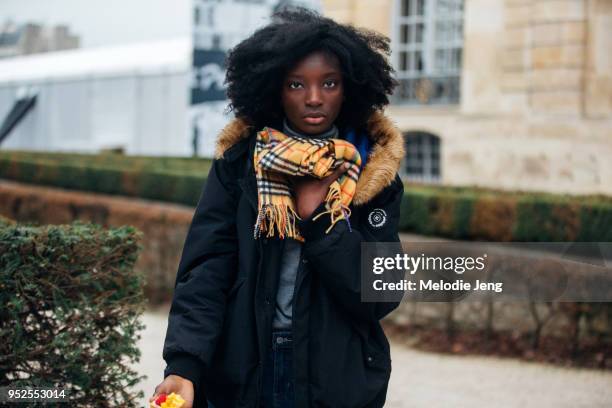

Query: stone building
(322, 0), (612, 196)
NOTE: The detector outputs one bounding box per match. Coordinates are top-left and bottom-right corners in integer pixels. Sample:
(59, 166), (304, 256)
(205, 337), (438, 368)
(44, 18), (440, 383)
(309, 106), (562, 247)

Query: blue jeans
(207, 330), (294, 408)
(261, 330), (294, 408)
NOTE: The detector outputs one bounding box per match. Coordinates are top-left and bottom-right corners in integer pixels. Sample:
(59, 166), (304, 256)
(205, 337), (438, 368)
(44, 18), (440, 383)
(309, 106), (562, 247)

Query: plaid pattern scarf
(253, 126), (362, 242)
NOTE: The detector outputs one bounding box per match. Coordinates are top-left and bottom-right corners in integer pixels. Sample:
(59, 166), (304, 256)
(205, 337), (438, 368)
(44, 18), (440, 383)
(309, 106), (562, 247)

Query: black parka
(162, 110), (406, 408)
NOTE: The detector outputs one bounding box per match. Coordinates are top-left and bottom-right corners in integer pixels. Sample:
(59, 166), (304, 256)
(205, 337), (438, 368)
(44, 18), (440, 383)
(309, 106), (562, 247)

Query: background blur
(1, 1), (611, 407)
(2, 0), (610, 195)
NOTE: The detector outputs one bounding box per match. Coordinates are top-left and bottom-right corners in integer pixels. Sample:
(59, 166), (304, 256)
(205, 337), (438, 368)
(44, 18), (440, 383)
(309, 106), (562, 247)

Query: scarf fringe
(311, 182), (352, 234)
(254, 203), (305, 242)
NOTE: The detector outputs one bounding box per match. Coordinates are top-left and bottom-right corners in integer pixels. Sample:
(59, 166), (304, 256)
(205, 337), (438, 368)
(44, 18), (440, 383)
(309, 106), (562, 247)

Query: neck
(283, 117), (338, 139)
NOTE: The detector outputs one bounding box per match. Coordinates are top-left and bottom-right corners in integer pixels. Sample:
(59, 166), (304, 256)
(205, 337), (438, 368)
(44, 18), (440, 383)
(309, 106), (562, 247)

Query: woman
(151, 7), (405, 408)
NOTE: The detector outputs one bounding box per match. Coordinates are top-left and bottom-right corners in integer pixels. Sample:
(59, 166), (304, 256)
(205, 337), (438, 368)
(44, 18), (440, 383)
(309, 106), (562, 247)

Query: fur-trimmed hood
(213, 110), (405, 206)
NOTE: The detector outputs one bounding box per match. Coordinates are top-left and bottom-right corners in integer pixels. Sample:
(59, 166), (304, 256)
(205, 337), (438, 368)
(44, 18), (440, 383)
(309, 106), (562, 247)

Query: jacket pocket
(208, 275), (256, 386)
(363, 340), (391, 371)
(363, 322), (392, 372)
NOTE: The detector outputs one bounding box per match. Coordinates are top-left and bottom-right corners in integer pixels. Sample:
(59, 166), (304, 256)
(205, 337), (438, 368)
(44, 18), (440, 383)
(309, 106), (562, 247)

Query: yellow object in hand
(149, 392), (185, 408)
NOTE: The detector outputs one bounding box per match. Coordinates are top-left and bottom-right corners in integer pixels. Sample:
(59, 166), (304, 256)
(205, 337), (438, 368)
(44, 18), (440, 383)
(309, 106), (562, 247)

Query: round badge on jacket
(367, 208), (387, 228)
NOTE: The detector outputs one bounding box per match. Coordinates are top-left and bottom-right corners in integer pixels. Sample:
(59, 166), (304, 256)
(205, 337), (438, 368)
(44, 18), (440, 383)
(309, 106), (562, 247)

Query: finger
(149, 387), (158, 402)
(179, 386), (195, 408)
(149, 383), (168, 402)
(331, 163), (350, 179)
(322, 166), (347, 188)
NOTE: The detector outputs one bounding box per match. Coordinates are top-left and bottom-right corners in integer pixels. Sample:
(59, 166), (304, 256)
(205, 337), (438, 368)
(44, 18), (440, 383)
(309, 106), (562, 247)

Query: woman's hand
(149, 375), (195, 408)
(292, 163), (350, 219)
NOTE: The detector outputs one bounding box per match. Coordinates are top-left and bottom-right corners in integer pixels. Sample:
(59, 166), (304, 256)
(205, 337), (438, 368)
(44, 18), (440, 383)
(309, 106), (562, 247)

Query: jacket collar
(214, 110), (405, 207)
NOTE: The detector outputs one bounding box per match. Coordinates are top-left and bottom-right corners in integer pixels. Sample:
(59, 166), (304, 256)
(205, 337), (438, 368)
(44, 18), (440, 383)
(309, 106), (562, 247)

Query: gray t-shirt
(272, 238), (302, 329)
(271, 118), (339, 329)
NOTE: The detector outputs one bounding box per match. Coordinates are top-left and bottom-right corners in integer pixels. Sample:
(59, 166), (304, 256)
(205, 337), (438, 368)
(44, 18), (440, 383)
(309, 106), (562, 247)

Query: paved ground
(134, 308), (612, 408)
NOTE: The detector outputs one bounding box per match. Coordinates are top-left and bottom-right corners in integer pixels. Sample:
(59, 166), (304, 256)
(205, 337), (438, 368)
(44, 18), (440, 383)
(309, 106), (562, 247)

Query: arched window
(393, 0), (464, 105)
(402, 132), (441, 182)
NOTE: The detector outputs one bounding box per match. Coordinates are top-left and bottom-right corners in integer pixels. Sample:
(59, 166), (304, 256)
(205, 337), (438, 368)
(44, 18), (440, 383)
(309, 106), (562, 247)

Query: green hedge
(398, 185), (612, 242)
(0, 220), (146, 407)
(0, 150), (212, 206)
(2, 150), (612, 241)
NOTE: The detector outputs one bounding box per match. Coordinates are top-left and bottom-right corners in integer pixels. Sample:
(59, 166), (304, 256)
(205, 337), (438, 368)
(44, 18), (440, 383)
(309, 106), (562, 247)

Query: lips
(304, 116), (325, 125)
(303, 112), (326, 125)
(304, 111), (325, 118)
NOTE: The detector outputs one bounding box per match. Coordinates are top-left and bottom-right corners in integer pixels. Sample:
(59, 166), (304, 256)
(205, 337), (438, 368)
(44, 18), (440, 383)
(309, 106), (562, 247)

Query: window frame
(390, 0), (465, 106)
(401, 131), (442, 183)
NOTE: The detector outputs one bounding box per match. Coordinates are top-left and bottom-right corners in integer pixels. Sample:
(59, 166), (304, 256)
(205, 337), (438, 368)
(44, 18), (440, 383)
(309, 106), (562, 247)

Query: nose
(305, 86), (323, 107)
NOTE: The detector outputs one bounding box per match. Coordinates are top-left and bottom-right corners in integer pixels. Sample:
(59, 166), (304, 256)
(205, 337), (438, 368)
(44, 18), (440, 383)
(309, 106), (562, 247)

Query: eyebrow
(286, 72), (341, 78)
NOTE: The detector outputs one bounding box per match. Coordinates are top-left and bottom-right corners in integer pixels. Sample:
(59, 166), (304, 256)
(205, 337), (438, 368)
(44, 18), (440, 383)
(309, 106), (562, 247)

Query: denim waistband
(271, 330), (292, 350)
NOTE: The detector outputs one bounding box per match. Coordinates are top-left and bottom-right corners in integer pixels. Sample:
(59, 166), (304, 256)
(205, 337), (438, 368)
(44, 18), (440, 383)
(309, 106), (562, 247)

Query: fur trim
(352, 110), (405, 205)
(214, 110), (405, 206)
(214, 118), (254, 160)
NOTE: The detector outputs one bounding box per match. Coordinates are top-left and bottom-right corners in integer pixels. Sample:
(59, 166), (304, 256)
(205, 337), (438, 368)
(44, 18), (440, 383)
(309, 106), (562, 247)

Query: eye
(323, 80), (337, 88)
(288, 81), (303, 89)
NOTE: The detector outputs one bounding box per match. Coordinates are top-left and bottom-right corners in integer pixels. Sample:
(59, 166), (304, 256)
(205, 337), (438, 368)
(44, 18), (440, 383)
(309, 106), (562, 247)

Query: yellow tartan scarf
(253, 126), (362, 242)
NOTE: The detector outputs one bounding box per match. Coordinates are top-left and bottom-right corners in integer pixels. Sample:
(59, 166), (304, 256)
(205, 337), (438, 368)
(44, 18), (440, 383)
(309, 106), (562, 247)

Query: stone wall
(585, 0), (612, 118)
(323, 0), (612, 196)
(323, 0), (394, 37)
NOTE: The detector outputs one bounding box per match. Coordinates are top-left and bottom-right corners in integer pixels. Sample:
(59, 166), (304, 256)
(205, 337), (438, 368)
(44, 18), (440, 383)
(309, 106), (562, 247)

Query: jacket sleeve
(297, 173), (404, 326)
(162, 156), (240, 386)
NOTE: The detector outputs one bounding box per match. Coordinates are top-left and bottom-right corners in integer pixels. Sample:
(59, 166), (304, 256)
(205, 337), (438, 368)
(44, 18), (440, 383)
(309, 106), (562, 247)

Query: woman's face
(281, 51), (344, 135)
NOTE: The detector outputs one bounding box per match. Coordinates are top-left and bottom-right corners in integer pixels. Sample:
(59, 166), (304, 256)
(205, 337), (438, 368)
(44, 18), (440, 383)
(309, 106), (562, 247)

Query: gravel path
(134, 309), (612, 408)
(384, 345), (612, 408)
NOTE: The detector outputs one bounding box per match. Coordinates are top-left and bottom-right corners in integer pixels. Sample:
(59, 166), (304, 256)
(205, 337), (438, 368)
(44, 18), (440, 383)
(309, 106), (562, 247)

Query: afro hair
(223, 7), (398, 133)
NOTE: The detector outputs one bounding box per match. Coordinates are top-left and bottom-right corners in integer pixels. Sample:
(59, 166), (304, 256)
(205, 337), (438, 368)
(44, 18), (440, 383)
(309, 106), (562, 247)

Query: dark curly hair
(224, 7), (398, 133)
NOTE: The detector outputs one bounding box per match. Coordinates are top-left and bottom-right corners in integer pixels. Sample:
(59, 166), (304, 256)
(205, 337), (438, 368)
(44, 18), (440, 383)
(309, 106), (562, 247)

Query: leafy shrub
(0, 221), (146, 407)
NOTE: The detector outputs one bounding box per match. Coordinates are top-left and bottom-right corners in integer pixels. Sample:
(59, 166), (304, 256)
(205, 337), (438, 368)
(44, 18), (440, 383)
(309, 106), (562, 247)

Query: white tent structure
(0, 37), (194, 156)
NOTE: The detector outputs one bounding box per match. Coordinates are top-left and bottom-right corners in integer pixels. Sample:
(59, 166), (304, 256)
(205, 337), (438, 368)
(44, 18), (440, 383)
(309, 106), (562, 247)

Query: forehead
(286, 51), (342, 76)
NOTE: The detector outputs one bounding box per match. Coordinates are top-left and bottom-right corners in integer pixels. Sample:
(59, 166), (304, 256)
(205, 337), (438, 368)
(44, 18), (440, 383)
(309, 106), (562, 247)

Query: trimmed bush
(0, 151), (211, 206)
(400, 184), (612, 242)
(2, 150), (612, 241)
(0, 221), (146, 407)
